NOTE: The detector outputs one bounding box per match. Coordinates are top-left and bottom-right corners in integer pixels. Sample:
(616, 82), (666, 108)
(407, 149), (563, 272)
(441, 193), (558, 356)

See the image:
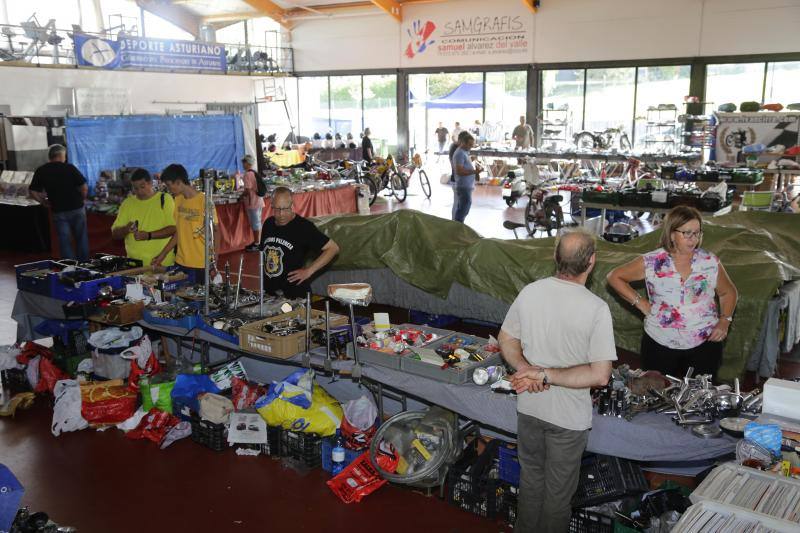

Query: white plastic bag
(0, 345), (22, 371)
(51, 379), (89, 436)
(343, 395), (378, 431)
(88, 326), (143, 351)
(120, 334), (153, 368)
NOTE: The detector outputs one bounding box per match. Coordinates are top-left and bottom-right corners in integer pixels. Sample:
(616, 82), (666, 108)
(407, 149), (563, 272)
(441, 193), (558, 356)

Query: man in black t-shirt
(361, 128), (374, 163)
(434, 122), (449, 159)
(29, 144), (90, 260)
(260, 187), (340, 298)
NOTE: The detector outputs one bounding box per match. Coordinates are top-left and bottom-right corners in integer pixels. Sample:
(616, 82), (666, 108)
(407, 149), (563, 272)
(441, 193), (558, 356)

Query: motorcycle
(501, 158), (553, 207)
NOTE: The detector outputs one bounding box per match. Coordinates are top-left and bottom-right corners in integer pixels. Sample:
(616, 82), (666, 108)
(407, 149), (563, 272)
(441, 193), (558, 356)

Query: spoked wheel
(391, 172), (407, 202)
(505, 197), (517, 207)
(419, 169), (432, 199)
(524, 197), (537, 236)
(360, 175), (378, 206)
(574, 132), (597, 151)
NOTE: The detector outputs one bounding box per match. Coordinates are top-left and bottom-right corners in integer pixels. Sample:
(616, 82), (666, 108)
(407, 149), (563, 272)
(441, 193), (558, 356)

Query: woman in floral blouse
(607, 206), (738, 378)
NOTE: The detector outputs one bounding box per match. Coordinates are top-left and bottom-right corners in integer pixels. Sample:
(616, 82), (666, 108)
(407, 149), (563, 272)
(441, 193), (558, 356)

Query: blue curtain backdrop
(65, 114), (245, 189)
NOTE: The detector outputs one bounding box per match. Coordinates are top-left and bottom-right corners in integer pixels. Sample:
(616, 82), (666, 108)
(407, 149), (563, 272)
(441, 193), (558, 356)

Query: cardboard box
(239, 308), (347, 359)
(90, 300), (145, 325)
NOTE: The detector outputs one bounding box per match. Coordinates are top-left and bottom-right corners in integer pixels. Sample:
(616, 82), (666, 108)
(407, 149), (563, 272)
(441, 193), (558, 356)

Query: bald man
(259, 186), (340, 298)
(499, 230), (617, 533)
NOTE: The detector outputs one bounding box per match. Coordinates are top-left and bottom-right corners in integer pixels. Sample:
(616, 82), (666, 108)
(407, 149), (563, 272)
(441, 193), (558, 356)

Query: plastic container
(280, 430), (323, 468)
(190, 415), (228, 452)
(569, 508), (614, 533)
(143, 306), (198, 331)
(235, 426), (282, 457)
(498, 443), (521, 487)
(572, 454), (649, 508)
(14, 260), (60, 296)
(400, 333), (501, 385)
(446, 461), (502, 519)
(197, 315), (240, 346)
(495, 481), (518, 526)
(51, 273), (124, 302)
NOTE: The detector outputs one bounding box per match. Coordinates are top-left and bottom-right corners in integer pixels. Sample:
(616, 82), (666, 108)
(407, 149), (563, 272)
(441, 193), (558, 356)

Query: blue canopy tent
(410, 81), (484, 109)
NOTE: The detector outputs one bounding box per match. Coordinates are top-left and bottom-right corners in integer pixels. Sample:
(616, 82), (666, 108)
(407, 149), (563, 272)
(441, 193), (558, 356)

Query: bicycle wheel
(418, 169), (432, 199)
(391, 172), (407, 202)
(360, 175), (378, 206)
(524, 195), (537, 236)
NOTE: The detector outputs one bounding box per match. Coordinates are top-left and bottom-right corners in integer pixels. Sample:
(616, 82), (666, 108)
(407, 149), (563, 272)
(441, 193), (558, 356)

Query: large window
(765, 61), (800, 104)
(409, 72), (483, 154)
(584, 67), (636, 135)
(298, 77), (329, 140)
(295, 74), (397, 151)
(257, 77), (299, 148)
(541, 69), (584, 145)
(706, 63), (765, 108)
(485, 71), (527, 143)
(364, 75), (398, 146)
(541, 64), (690, 149)
(329, 76), (362, 138)
(634, 65), (691, 151)
(706, 61), (800, 110)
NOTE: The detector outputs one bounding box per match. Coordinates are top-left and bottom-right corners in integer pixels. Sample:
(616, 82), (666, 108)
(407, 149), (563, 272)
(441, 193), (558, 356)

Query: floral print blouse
(643, 247), (719, 349)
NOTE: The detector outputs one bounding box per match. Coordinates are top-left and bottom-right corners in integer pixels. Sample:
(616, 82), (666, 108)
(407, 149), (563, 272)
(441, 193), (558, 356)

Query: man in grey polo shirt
(499, 230), (616, 533)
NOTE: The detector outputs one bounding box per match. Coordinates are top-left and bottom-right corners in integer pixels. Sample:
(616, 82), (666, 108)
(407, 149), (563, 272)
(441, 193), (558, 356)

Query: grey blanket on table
(12, 291), (68, 341)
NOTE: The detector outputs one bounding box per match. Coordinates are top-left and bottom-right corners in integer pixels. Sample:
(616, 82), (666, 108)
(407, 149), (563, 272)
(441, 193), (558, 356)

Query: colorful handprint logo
(405, 19), (436, 59)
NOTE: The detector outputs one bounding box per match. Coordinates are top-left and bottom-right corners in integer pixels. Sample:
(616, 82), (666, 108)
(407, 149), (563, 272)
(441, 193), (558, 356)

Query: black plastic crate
(190, 415), (228, 452)
(495, 481), (518, 526)
(280, 430), (323, 468)
(446, 462), (502, 519)
(569, 509), (614, 533)
(572, 455), (648, 508)
(52, 329), (90, 358)
(1, 368), (31, 396)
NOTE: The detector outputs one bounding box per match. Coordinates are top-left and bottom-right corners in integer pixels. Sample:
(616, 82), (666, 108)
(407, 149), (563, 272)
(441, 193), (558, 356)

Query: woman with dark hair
(606, 206), (738, 378)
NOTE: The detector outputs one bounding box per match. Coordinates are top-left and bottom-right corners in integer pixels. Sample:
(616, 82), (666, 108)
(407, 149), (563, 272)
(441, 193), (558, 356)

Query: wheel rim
(392, 173), (407, 202)
(419, 170), (431, 198)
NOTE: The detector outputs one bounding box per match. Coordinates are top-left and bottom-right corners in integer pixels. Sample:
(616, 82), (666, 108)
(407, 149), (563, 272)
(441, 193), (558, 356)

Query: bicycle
(574, 126), (632, 152)
(362, 154), (407, 205)
(395, 153), (431, 199)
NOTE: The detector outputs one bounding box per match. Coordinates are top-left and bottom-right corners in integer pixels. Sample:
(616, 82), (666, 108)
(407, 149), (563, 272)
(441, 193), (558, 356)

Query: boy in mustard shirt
(111, 168), (176, 266)
(153, 164), (219, 283)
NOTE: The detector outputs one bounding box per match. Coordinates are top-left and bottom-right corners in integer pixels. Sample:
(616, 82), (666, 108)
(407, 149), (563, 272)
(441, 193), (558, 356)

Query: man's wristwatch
(721, 315), (733, 323)
(540, 370), (549, 386)
(147, 232), (152, 241)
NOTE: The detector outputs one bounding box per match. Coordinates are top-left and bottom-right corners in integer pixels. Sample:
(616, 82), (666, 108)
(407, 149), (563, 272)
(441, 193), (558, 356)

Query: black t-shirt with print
(260, 215), (330, 298)
(361, 136), (374, 162)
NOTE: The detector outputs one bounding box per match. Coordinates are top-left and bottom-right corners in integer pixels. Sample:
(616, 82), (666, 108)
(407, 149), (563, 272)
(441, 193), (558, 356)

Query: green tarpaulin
(316, 210), (800, 381)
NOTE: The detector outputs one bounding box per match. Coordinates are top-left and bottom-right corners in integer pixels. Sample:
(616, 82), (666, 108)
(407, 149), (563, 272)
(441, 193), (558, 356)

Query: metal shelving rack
(680, 102), (716, 157)
(538, 108), (571, 149)
(644, 106), (678, 153)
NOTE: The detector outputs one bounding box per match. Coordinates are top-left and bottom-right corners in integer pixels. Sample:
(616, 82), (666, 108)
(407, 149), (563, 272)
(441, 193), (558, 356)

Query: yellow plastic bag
(255, 370), (342, 437)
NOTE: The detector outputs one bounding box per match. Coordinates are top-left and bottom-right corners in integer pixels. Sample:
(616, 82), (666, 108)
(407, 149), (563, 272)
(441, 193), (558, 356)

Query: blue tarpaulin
(410, 81), (484, 109)
(66, 114), (245, 188)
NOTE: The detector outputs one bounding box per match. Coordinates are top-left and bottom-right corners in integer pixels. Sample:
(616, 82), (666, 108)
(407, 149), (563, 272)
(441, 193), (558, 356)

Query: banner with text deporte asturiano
(73, 34), (226, 72)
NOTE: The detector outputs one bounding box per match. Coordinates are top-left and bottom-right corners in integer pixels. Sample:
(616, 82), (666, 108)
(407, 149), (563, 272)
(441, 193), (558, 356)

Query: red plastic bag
(36, 357), (69, 394)
(231, 377), (266, 411)
(126, 408), (179, 445)
(340, 416), (377, 451)
(127, 352), (161, 393)
(326, 450), (398, 504)
(16, 342), (67, 394)
(80, 381), (138, 424)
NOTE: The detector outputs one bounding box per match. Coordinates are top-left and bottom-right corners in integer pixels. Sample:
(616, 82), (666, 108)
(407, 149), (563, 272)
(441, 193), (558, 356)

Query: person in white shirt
(500, 230), (616, 532)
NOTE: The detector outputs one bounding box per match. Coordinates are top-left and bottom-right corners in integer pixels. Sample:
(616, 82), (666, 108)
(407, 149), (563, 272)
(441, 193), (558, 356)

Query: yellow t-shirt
(112, 192), (176, 266)
(174, 192), (218, 269)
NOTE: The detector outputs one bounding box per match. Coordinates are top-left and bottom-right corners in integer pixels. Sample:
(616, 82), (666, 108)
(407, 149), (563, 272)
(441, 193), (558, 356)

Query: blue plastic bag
(0, 464), (24, 533)
(744, 422), (782, 455)
(171, 374), (221, 419)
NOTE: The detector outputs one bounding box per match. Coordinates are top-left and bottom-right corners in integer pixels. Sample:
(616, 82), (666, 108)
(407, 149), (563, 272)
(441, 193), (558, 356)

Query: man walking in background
(513, 115), (535, 150)
(29, 144), (89, 261)
(434, 122), (449, 160)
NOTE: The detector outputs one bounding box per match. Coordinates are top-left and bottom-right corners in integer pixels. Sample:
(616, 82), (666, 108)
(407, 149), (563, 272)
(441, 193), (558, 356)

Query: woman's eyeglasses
(675, 230), (703, 239)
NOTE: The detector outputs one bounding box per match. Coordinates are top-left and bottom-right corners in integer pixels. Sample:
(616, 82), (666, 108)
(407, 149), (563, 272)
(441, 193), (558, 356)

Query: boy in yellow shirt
(111, 168), (176, 266)
(153, 164), (219, 283)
